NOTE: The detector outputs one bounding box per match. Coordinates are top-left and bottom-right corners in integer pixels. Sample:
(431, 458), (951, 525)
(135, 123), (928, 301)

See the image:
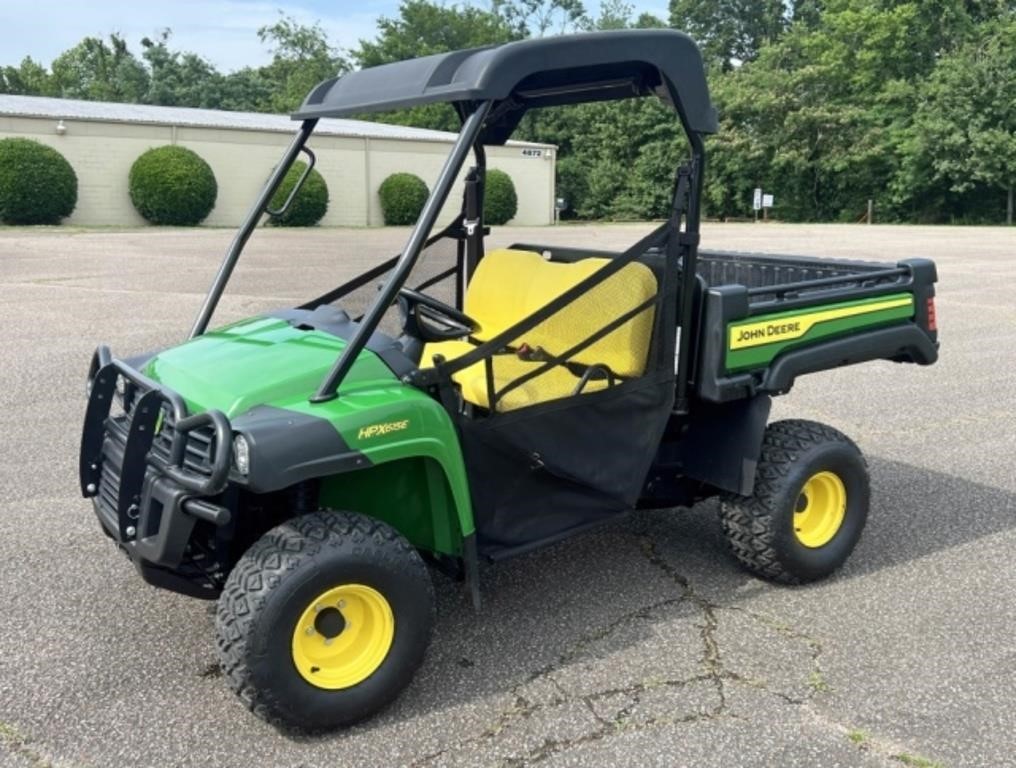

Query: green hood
(144, 316), (398, 417)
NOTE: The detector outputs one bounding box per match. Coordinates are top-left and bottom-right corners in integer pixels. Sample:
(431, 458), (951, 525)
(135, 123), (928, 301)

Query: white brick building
(0, 95), (557, 227)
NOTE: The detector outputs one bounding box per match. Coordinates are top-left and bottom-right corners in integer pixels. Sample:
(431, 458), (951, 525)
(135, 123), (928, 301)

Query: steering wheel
(397, 288), (480, 342)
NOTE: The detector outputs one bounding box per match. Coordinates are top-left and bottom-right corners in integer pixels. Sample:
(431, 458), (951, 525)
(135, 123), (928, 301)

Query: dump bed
(510, 243), (938, 405)
(693, 250), (938, 402)
(697, 249), (887, 290)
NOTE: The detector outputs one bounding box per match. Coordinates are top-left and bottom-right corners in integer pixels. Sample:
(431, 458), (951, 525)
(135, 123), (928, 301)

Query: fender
(235, 391), (475, 557)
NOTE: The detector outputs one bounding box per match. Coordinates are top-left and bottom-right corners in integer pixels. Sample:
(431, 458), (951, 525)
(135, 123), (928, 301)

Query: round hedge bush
(268, 161), (329, 226)
(379, 173), (429, 226)
(0, 138), (77, 225)
(484, 168), (518, 226)
(129, 145), (217, 225)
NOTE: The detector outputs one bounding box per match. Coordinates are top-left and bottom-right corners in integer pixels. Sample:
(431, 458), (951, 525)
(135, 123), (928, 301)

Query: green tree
(492, 0), (590, 35)
(595, 0), (636, 30)
(352, 1), (520, 130)
(0, 57), (55, 95)
(141, 31), (223, 107)
(701, 0), (996, 222)
(515, 2), (688, 219)
(897, 16), (1016, 223)
(216, 68), (273, 112)
(557, 98), (685, 219)
(50, 34), (149, 102)
(257, 13), (349, 113)
(669, 0), (788, 70)
(356, 1), (518, 67)
(791, 0), (824, 26)
(634, 12), (668, 28)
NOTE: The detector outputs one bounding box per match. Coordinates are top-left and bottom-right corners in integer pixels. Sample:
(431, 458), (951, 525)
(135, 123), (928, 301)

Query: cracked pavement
(1, 223), (1013, 767)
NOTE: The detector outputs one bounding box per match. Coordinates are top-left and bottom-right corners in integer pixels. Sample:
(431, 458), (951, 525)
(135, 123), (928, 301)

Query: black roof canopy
(293, 30), (717, 143)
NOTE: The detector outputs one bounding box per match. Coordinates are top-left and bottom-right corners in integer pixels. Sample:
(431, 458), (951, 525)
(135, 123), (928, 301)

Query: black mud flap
(663, 395), (772, 496)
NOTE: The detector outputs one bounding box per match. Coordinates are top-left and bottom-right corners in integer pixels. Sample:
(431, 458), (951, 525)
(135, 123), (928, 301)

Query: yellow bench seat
(422, 248), (656, 412)
(424, 340), (611, 411)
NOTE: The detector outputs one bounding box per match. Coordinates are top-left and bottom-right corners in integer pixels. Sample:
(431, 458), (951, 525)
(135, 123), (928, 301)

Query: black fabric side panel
(459, 371), (674, 555)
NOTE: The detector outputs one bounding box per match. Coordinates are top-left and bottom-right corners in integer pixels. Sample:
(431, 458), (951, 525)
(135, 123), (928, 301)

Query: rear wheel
(719, 419), (869, 584)
(215, 510), (435, 730)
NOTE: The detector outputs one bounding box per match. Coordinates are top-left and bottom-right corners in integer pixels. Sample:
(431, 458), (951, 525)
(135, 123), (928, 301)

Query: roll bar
(310, 101), (493, 402)
(189, 119), (318, 338)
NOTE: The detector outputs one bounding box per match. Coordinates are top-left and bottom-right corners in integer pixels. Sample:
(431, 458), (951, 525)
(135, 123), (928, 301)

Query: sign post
(753, 187), (762, 222)
(554, 197), (567, 226)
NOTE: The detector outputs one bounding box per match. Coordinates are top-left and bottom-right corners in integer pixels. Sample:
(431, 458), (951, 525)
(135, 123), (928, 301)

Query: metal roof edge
(0, 95), (555, 149)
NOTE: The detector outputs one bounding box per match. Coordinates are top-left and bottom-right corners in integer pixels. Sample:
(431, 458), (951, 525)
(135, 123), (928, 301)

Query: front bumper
(80, 346), (233, 597)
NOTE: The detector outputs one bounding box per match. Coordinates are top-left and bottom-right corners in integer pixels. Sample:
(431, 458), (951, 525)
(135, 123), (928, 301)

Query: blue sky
(0, 0), (670, 72)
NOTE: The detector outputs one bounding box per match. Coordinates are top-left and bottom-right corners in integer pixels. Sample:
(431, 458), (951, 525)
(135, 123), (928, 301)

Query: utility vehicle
(79, 30), (939, 730)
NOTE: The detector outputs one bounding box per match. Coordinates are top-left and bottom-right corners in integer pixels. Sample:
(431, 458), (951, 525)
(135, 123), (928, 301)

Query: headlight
(232, 434), (250, 475)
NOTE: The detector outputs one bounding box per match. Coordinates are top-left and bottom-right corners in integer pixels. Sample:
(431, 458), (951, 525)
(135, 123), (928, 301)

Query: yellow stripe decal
(729, 297), (914, 350)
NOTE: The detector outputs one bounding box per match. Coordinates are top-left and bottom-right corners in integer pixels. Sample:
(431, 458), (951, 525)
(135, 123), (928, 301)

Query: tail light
(926, 297), (937, 332)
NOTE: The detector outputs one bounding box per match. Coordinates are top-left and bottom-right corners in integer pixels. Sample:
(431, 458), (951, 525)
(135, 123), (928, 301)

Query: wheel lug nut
(305, 626), (314, 635)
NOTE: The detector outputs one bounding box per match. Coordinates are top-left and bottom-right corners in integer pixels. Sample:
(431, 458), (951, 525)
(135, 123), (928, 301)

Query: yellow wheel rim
(291, 584), (395, 690)
(793, 470), (847, 548)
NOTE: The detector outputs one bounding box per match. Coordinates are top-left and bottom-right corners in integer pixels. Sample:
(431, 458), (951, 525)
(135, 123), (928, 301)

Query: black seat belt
(462, 167), (484, 280)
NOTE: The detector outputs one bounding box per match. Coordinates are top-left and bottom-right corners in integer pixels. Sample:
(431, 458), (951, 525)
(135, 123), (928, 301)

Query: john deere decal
(726, 294), (914, 371)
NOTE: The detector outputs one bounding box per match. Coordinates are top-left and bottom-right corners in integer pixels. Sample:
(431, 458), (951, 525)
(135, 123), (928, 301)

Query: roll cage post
(457, 99), (488, 287)
(673, 128), (705, 414)
(189, 118), (319, 339)
(310, 100), (493, 403)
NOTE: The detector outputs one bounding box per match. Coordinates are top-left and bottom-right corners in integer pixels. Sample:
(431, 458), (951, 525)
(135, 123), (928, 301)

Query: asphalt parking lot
(0, 222), (1013, 768)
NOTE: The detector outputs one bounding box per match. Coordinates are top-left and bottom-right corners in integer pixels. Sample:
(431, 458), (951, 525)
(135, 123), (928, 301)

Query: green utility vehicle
(80, 30), (939, 730)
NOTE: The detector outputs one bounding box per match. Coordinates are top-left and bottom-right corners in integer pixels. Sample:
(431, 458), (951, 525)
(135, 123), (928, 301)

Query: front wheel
(719, 419), (869, 584)
(215, 510), (435, 731)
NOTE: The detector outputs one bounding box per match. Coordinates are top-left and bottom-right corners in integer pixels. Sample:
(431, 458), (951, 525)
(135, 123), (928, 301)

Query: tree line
(2, 1), (1012, 224)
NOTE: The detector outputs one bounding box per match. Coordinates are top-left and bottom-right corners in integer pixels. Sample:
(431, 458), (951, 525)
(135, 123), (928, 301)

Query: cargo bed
(512, 242), (939, 404)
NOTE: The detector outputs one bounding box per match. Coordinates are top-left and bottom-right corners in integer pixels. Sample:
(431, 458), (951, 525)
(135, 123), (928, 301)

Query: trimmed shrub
(129, 146), (217, 225)
(268, 161), (329, 226)
(0, 138), (77, 225)
(484, 168), (518, 226)
(379, 173), (429, 225)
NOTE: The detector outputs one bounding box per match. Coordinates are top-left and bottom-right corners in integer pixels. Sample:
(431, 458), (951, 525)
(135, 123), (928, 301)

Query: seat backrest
(465, 248), (546, 341)
(465, 249), (658, 378)
(526, 258), (657, 378)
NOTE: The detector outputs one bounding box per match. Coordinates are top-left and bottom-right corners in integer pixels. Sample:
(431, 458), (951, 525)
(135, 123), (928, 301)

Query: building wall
(0, 115), (555, 227)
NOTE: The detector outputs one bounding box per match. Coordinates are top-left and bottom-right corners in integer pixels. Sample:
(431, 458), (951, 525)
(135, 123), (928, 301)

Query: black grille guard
(80, 346), (232, 523)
